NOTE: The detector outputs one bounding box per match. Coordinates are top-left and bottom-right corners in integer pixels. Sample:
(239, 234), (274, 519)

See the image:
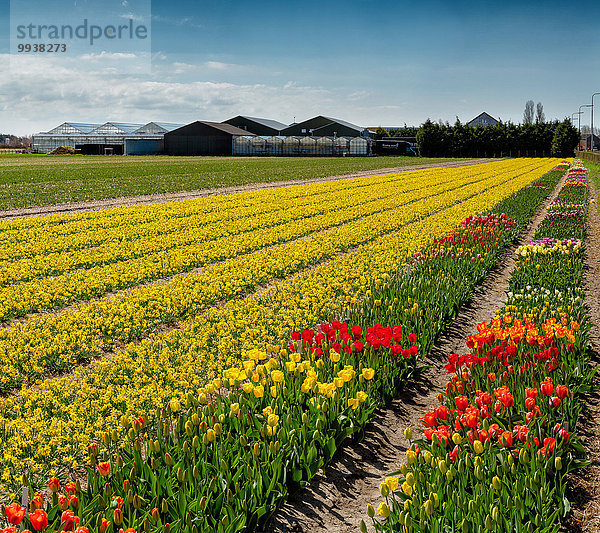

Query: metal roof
(152, 122), (186, 131)
(319, 116), (364, 131)
(228, 116), (288, 131)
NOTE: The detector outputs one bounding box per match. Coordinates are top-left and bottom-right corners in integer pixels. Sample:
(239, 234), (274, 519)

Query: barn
(164, 122), (254, 156)
(223, 116), (288, 136)
(280, 116), (373, 138)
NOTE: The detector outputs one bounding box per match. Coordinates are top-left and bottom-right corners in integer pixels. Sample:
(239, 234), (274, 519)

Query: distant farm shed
(164, 121), (254, 156)
(280, 116), (373, 138)
(223, 116), (288, 136)
(467, 112), (499, 127)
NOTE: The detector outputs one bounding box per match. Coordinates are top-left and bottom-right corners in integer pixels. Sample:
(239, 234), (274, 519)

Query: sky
(0, 0), (599, 135)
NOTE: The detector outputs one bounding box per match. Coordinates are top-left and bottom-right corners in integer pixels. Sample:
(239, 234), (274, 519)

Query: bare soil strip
(564, 180), (600, 533)
(262, 173), (566, 533)
(0, 159), (497, 220)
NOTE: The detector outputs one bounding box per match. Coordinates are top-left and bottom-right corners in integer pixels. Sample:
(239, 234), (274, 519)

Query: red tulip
(525, 397), (536, 410)
(98, 462), (110, 476)
(540, 379), (553, 396)
(525, 387), (538, 399)
(499, 431), (513, 447)
(550, 396), (561, 408)
(5, 503), (26, 525)
(29, 510), (48, 531)
(48, 477), (60, 493)
(61, 510), (79, 531)
(556, 385), (569, 399)
(113, 509), (123, 526)
(58, 495), (69, 511)
(75, 528), (89, 533)
(455, 395), (469, 411)
(99, 519), (110, 533)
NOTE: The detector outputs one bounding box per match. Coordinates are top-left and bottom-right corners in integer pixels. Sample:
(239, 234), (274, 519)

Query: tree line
(415, 119), (579, 158)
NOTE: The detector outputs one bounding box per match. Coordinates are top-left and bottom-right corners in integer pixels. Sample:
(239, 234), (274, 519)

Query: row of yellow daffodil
(0, 160), (556, 392)
(0, 165), (457, 266)
(0, 159), (559, 492)
(0, 161), (505, 320)
(2, 164), (566, 533)
(0, 162), (495, 261)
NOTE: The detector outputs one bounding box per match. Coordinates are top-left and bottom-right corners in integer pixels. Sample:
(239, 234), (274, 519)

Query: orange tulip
(98, 462), (110, 476)
(48, 477), (60, 493)
(5, 503), (26, 525)
(29, 509), (48, 531)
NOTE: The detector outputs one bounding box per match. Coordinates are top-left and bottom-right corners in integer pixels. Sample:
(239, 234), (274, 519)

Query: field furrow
(0, 159), (558, 489)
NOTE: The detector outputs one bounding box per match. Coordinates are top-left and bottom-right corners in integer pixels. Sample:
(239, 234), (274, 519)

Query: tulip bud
(165, 453), (173, 466)
(161, 498), (169, 514)
(366, 504), (375, 518)
(151, 507), (160, 522)
(113, 508), (123, 526)
(424, 499), (433, 516)
(379, 482), (390, 497)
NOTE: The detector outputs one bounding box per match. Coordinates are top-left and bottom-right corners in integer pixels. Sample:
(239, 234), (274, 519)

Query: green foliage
(417, 120), (570, 158)
(0, 156), (463, 209)
(551, 120), (580, 157)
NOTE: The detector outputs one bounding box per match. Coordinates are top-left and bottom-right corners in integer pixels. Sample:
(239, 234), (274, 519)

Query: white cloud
(0, 53), (413, 135)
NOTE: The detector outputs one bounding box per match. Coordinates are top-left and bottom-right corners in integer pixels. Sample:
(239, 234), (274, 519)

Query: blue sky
(1, 0), (599, 135)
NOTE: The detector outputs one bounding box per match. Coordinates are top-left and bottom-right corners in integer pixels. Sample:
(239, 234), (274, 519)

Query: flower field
(0, 158), (572, 533)
(366, 160), (590, 532)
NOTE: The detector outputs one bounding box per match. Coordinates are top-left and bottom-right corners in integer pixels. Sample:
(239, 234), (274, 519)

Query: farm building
(280, 116), (374, 138)
(164, 122), (254, 156)
(231, 135), (371, 156)
(467, 112), (499, 127)
(33, 122), (184, 154)
(223, 116), (288, 136)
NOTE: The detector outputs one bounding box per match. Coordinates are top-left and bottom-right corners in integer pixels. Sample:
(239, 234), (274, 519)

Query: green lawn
(0, 155), (466, 209)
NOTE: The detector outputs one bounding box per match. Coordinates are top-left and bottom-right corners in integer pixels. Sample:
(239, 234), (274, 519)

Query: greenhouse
(231, 135), (372, 156)
(32, 121), (184, 154)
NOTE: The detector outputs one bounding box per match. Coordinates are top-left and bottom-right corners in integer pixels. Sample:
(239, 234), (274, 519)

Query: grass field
(0, 155), (464, 209)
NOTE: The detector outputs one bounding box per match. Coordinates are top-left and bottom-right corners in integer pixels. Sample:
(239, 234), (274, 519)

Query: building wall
(125, 139), (164, 155)
(33, 134), (164, 154)
(165, 134), (232, 156)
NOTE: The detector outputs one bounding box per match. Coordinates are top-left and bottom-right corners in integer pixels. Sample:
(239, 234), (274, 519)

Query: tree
(523, 100), (535, 125)
(535, 102), (545, 123)
(551, 119), (579, 157)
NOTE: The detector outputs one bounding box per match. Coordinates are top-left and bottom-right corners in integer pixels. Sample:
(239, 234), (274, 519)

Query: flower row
(0, 163), (506, 322)
(365, 160), (589, 532)
(0, 162), (561, 500)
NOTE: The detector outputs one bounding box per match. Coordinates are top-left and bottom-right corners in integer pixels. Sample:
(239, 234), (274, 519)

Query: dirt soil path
(564, 179), (600, 533)
(261, 174), (566, 533)
(0, 159), (497, 220)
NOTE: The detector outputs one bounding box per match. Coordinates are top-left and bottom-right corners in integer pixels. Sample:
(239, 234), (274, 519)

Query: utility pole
(592, 92), (600, 151)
